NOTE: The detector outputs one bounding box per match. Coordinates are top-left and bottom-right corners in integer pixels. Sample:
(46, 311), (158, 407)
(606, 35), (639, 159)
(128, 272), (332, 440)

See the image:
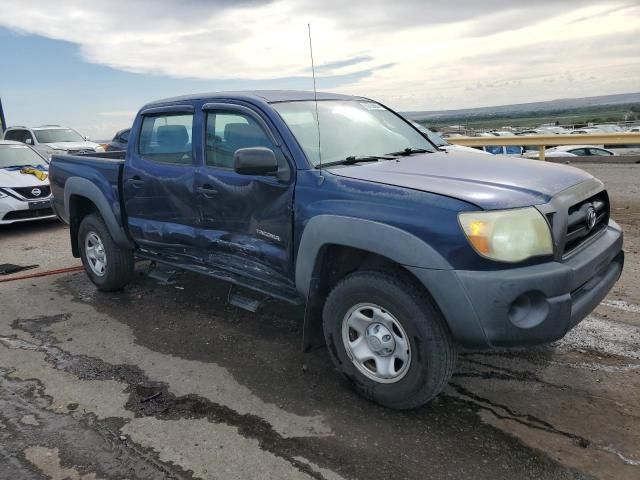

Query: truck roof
(142, 90), (368, 109)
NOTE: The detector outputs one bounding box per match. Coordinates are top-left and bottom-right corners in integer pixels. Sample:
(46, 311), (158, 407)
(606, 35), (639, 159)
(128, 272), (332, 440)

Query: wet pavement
(0, 163), (638, 479)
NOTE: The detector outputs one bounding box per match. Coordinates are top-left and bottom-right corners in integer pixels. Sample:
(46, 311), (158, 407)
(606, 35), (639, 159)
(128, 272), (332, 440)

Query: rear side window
(138, 114), (193, 164)
(4, 129), (27, 143)
(205, 111), (275, 168)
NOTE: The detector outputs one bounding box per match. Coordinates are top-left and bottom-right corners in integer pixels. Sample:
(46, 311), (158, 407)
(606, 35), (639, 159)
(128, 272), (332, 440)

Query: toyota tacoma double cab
(49, 91), (624, 409)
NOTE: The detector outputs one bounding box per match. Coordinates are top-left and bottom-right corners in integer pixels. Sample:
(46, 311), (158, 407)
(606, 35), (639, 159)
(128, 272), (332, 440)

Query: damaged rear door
(122, 105), (199, 260)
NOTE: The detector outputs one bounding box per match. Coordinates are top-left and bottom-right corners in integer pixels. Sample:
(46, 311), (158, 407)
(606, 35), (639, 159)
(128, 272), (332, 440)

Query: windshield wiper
(316, 155), (393, 169)
(387, 148), (431, 156)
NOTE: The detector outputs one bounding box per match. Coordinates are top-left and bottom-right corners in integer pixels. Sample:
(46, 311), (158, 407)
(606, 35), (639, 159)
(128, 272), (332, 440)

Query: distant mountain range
(402, 92), (640, 121)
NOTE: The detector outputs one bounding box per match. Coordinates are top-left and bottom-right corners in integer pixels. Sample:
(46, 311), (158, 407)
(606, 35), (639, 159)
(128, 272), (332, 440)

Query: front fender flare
(295, 215), (451, 297)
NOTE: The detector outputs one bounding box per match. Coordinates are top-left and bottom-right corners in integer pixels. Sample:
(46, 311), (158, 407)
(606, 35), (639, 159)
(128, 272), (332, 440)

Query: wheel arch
(295, 215), (452, 351)
(64, 177), (133, 257)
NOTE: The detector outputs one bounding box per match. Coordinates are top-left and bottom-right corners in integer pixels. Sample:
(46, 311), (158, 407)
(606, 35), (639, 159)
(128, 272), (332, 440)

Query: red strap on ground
(0, 265), (84, 283)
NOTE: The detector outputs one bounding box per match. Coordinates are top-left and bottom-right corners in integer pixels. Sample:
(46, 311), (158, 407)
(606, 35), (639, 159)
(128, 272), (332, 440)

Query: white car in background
(594, 124), (623, 133)
(0, 140), (56, 224)
(569, 127), (602, 135)
(410, 121), (492, 155)
(526, 145), (616, 159)
(3, 125), (104, 159)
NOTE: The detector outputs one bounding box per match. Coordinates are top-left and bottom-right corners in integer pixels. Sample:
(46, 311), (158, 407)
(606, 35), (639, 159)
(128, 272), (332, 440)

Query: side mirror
(25, 138), (33, 145)
(234, 147), (278, 176)
(84, 136), (91, 141)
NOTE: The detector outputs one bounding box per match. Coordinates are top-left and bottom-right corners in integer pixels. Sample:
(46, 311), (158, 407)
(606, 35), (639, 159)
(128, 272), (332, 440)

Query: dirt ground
(0, 163), (638, 479)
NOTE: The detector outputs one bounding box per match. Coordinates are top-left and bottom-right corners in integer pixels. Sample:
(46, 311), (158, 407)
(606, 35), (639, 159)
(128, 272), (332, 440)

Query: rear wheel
(78, 213), (134, 291)
(323, 270), (457, 409)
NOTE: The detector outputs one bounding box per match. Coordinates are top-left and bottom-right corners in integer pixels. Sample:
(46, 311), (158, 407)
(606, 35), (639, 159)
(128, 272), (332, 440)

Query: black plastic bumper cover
(409, 222), (624, 348)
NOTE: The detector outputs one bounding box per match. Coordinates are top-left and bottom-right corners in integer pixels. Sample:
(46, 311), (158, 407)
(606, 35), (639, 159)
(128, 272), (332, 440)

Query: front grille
(11, 185), (51, 199)
(3, 207), (54, 221)
(563, 190), (609, 256)
(67, 149), (95, 155)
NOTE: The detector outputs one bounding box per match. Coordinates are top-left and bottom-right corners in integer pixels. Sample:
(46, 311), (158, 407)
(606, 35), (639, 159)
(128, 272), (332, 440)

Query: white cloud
(0, 0), (638, 110)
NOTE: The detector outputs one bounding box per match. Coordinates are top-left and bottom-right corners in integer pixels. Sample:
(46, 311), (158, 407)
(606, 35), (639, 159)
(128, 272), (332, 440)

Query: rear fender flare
(64, 177), (133, 249)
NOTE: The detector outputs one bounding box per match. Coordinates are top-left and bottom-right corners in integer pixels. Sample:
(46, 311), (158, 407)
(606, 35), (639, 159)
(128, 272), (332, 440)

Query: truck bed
(49, 152), (126, 226)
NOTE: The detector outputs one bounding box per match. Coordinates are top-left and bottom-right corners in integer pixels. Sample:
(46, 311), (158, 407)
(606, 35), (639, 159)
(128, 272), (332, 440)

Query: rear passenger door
(122, 106), (200, 257)
(195, 103), (295, 288)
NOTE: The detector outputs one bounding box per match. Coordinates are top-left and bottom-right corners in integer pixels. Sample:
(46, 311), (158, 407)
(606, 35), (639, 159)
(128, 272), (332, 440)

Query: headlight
(458, 207), (553, 262)
(95, 145), (105, 152)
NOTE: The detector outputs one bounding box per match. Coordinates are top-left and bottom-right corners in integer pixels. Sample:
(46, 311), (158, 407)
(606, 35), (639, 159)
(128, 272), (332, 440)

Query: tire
(78, 213), (134, 291)
(323, 270), (457, 409)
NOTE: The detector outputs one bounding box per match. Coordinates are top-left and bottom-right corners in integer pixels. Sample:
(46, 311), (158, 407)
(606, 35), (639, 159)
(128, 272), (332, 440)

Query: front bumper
(409, 221), (624, 348)
(0, 195), (56, 224)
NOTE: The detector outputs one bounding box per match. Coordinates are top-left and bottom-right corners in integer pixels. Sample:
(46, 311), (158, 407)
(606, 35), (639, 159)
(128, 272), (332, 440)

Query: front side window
(273, 100), (435, 166)
(205, 111), (275, 168)
(138, 114), (193, 165)
(588, 148), (612, 156)
(34, 128), (84, 143)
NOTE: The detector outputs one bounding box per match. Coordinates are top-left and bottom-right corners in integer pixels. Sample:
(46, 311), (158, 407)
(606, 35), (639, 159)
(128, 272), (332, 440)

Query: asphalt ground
(0, 163), (638, 479)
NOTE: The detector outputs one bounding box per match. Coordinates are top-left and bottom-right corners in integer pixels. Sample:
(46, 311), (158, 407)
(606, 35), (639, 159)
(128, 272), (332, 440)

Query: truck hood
(329, 151), (594, 209)
(0, 166), (50, 188)
(46, 141), (99, 151)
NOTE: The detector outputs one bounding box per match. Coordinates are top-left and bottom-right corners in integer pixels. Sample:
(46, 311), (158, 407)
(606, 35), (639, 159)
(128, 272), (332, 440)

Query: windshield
(0, 145), (48, 168)
(273, 100), (436, 166)
(34, 128), (84, 143)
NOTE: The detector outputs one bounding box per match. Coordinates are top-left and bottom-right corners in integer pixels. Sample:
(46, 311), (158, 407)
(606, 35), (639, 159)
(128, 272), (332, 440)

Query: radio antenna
(307, 23), (322, 173)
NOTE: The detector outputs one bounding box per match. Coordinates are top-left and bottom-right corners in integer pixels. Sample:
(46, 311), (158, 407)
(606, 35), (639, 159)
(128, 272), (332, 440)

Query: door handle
(128, 176), (144, 187)
(197, 185), (218, 195)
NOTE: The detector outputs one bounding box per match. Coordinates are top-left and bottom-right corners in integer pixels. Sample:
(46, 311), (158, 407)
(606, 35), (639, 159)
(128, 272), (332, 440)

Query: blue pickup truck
(49, 91), (624, 409)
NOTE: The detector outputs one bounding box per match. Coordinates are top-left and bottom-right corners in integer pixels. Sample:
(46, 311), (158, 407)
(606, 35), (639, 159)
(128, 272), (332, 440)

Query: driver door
(195, 104), (295, 289)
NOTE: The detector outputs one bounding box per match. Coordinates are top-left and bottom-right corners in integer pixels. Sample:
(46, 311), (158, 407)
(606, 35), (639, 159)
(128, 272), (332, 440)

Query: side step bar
(227, 285), (271, 313)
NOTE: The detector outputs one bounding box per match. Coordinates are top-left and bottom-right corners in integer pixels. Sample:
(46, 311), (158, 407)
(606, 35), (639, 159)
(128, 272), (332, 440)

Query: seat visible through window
(206, 112), (274, 168)
(139, 113), (193, 164)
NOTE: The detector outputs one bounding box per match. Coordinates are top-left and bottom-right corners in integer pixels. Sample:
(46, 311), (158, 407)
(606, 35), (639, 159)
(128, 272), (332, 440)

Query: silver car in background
(3, 125), (104, 159)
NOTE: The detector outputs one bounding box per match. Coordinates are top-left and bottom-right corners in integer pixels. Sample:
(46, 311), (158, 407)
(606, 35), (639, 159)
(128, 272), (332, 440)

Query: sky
(0, 0), (638, 139)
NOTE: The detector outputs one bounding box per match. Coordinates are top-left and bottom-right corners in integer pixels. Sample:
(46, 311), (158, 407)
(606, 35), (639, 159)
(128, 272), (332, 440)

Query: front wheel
(78, 213), (134, 291)
(323, 271), (457, 409)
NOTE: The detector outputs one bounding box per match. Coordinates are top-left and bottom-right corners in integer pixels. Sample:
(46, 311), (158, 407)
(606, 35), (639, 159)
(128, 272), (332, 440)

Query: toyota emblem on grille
(585, 206), (597, 231)
(31, 188), (42, 197)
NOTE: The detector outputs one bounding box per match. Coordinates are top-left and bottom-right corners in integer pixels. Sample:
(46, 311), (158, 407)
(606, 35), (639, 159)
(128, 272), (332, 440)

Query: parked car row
(0, 122), (135, 225)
